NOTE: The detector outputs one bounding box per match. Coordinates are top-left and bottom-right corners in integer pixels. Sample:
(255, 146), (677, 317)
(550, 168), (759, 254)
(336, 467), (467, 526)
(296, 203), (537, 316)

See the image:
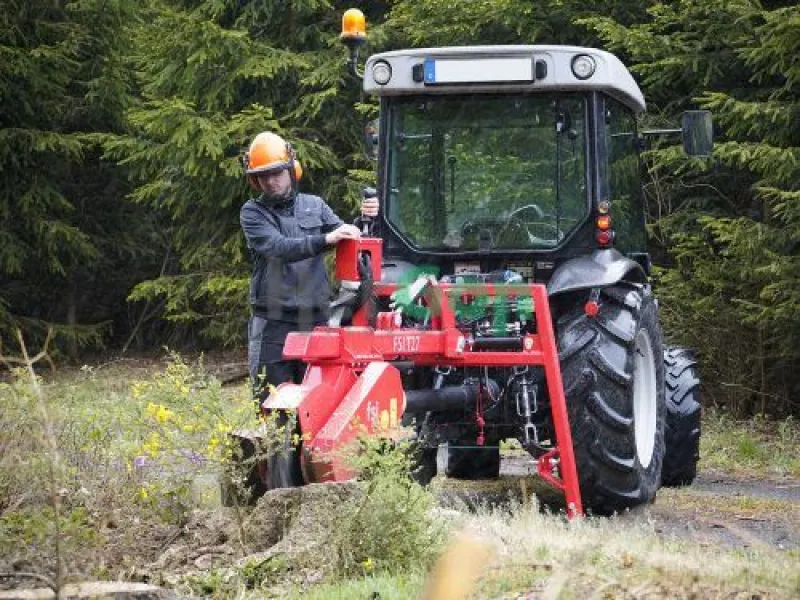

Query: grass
(1, 356), (798, 599)
(282, 572), (426, 600)
(240, 498), (799, 599)
(700, 408), (799, 479)
(453, 500), (798, 599)
(0, 355), (257, 583)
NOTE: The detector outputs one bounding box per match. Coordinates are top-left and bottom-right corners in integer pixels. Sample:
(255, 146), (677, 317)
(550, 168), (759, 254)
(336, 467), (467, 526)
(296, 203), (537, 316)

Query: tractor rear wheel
(446, 442), (501, 480)
(556, 283), (666, 514)
(661, 347), (701, 487)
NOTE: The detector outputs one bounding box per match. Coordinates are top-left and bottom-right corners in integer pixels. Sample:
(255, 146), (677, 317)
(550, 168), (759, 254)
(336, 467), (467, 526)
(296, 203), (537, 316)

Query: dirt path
(439, 455), (800, 552)
(644, 470), (799, 552)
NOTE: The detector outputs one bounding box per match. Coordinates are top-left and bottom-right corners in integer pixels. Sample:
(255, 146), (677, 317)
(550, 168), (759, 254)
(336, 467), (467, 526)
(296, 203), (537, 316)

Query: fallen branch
(0, 571), (57, 591)
(0, 328), (56, 373)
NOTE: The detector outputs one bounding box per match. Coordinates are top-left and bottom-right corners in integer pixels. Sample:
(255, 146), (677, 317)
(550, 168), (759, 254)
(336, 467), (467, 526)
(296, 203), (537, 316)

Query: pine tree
(106, 0), (389, 344)
(583, 0), (800, 415)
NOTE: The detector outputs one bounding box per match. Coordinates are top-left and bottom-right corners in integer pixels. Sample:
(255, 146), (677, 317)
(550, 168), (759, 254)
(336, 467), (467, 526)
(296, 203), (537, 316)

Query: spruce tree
(107, 0), (389, 344)
(583, 0), (799, 415)
(0, 0), (154, 356)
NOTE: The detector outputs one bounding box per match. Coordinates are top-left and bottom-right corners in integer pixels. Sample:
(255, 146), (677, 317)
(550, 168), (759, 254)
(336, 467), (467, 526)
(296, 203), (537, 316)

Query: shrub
(328, 437), (446, 578)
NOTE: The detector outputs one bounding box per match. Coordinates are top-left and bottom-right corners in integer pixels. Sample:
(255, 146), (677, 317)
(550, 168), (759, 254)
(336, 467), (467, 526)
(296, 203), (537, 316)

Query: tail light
(595, 202), (614, 247)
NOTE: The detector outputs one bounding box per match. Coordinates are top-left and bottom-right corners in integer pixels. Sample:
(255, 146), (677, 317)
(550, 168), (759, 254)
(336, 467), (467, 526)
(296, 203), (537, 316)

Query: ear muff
(285, 142), (303, 182)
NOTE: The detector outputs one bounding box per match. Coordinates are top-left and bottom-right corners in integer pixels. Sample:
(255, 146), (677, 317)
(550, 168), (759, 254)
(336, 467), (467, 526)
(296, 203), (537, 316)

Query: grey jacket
(240, 192), (343, 322)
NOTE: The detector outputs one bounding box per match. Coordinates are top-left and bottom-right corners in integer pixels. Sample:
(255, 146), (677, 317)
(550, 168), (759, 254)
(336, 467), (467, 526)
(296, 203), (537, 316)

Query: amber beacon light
(341, 9), (367, 78)
(341, 8), (366, 42)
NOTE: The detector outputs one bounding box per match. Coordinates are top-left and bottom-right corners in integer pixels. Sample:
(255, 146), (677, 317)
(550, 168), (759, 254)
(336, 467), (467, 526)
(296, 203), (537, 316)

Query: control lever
(359, 187), (378, 236)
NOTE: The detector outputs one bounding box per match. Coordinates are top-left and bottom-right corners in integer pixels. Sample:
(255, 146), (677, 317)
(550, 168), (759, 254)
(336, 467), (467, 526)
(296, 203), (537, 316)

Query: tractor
(235, 10), (706, 516)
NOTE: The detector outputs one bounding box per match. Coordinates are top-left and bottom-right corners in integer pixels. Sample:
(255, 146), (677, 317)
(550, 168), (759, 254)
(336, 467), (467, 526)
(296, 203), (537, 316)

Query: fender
(547, 249), (646, 296)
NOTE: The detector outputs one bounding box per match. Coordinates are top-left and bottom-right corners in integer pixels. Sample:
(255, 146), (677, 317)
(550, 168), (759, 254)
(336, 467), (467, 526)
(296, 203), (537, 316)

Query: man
(240, 131), (378, 395)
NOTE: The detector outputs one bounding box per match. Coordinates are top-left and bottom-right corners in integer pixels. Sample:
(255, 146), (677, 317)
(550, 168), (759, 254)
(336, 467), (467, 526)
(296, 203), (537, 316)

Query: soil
(493, 455), (800, 552)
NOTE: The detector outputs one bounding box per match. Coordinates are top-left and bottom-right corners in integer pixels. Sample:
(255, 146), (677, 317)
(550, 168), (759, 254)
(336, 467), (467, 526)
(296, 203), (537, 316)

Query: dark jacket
(240, 192), (343, 323)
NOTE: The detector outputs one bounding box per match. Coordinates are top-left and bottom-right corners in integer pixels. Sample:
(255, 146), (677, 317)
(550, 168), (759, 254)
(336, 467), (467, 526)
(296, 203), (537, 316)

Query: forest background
(1, 0), (797, 418)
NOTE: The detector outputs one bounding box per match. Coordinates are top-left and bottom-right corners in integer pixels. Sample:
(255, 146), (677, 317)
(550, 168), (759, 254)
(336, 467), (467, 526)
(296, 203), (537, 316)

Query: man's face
(256, 168), (291, 197)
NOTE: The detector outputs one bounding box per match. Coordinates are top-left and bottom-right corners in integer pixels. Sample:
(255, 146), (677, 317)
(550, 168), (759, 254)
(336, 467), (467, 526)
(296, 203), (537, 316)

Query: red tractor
(239, 12), (707, 516)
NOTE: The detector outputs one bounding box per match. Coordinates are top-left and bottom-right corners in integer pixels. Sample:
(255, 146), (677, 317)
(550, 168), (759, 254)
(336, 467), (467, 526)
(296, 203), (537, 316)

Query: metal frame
(276, 238), (584, 518)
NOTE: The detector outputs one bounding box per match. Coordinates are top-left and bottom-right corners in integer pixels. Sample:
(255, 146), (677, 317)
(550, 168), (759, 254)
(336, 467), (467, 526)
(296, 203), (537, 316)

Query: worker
(240, 131), (379, 396)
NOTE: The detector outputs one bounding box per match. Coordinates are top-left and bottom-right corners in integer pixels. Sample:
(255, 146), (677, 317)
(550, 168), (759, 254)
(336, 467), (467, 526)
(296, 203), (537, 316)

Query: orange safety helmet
(243, 132), (303, 182)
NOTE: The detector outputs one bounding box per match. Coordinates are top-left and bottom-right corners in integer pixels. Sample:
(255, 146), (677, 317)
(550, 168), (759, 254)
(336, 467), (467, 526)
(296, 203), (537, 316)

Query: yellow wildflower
(155, 404), (173, 424)
(131, 382), (147, 399)
(142, 432), (161, 457)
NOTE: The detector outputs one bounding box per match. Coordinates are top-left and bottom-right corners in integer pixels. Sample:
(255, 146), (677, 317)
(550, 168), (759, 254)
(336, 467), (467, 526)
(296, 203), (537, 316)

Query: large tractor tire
(446, 442), (501, 480)
(556, 283), (666, 514)
(661, 347), (701, 487)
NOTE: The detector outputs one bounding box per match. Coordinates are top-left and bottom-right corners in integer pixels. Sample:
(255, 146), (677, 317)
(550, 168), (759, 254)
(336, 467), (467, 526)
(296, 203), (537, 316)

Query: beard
(261, 183), (294, 206)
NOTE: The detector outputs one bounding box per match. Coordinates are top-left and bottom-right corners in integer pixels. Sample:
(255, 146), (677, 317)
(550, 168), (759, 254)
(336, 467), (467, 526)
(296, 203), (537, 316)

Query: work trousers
(247, 316), (324, 398)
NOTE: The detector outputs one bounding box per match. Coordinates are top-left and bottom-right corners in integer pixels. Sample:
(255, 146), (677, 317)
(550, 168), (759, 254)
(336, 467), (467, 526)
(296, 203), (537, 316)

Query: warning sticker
(453, 262), (481, 275)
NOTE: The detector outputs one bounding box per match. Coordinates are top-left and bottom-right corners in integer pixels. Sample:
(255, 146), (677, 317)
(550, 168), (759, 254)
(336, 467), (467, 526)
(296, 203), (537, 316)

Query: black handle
(360, 187), (378, 236)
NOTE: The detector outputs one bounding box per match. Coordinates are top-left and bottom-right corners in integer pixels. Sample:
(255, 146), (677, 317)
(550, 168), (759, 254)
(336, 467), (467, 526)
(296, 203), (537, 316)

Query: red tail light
(596, 230), (614, 246)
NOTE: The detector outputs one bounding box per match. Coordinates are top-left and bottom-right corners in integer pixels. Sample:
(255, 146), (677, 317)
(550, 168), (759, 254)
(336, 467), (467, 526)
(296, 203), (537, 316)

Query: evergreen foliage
(582, 0), (799, 415)
(105, 0), (387, 345)
(1, 0), (797, 415)
(0, 0), (159, 357)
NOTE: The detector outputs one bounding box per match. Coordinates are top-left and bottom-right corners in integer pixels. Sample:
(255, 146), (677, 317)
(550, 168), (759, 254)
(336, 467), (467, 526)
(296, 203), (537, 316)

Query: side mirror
(681, 110), (713, 157)
(364, 118), (379, 161)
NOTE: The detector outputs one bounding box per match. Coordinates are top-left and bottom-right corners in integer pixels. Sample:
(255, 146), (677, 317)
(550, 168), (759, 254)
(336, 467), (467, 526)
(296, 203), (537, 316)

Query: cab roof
(363, 45), (646, 114)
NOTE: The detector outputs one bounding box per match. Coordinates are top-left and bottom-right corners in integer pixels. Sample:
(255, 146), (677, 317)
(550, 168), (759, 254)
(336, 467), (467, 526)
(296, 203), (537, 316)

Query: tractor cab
(360, 46), (710, 289)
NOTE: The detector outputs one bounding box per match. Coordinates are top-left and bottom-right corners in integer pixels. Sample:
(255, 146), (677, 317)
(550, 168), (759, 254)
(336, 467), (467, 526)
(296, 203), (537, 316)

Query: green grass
(281, 571), (425, 600)
(700, 408), (799, 478)
(1, 358), (798, 599)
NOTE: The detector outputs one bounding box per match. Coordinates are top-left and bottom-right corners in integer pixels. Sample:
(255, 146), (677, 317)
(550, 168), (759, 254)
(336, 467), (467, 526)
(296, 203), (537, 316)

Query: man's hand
(361, 196), (379, 217)
(325, 224), (361, 245)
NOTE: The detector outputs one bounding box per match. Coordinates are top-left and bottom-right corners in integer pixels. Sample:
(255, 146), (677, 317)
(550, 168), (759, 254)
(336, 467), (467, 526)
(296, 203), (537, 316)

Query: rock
(0, 581), (186, 599)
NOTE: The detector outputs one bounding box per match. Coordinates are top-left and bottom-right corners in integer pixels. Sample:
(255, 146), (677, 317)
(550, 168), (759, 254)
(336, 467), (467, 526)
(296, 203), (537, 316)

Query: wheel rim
(633, 329), (657, 468)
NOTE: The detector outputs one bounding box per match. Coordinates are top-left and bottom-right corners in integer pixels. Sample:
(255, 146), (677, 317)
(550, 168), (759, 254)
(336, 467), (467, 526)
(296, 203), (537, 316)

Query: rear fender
(547, 249), (646, 296)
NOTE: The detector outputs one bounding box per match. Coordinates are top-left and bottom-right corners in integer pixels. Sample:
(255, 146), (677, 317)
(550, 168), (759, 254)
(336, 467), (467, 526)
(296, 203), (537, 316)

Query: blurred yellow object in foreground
(421, 532), (493, 600)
